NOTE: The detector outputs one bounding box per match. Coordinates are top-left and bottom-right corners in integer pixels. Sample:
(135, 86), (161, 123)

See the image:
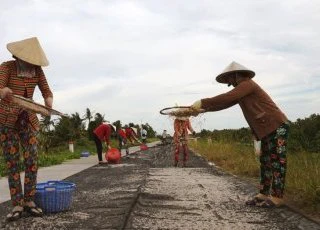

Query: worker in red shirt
(117, 126), (129, 156)
(93, 123), (116, 164)
(125, 125), (141, 144)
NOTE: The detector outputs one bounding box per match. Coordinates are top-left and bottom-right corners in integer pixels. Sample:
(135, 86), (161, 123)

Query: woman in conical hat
(116, 124), (129, 156)
(0, 37), (53, 221)
(125, 124), (141, 145)
(173, 114), (196, 167)
(190, 61), (289, 208)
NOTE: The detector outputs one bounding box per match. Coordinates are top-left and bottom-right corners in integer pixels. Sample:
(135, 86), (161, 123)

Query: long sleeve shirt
(0, 60), (53, 130)
(93, 124), (112, 144)
(201, 79), (288, 140)
(125, 127), (137, 138)
(118, 129), (127, 139)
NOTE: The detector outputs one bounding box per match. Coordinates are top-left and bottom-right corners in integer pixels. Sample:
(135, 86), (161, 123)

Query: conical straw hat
(7, 37), (49, 66)
(216, 61), (255, 84)
(131, 127), (137, 134)
(110, 124), (116, 132)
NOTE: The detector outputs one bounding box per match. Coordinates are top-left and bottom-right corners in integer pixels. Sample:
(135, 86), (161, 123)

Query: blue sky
(1, 0), (319, 135)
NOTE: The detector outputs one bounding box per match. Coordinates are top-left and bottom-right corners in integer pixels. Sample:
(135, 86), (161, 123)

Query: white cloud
(1, 0), (319, 135)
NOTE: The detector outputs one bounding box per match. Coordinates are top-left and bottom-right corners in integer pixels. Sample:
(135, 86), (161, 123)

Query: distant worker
(93, 123), (116, 164)
(161, 129), (168, 145)
(141, 126), (147, 143)
(117, 125), (129, 156)
(173, 116), (195, 167)
(125, 125), (141, 144)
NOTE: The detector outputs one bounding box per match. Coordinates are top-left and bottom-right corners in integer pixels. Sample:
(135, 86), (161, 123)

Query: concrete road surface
(0, 143), (319, 229)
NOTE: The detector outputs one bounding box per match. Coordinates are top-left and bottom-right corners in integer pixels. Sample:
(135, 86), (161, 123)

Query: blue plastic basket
(35, 180), (76, 214)
(81, 151), (90, 157)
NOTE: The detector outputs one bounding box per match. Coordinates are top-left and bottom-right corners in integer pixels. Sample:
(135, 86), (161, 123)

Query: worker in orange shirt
(173, 116), (195, 167)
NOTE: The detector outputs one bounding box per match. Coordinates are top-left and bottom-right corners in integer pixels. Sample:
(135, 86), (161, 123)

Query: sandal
(256, 199), (276, 208)
(257, 196), (284, 208)
(245, 193), (268, 206)
(24, 205), (43, 217)
(6, 208), (23, 222)
(245, 197), (264, 206)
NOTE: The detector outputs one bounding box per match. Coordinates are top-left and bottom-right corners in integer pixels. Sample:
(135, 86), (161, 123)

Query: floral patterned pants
(0, 115), (38, 206)
(259, 123), (289, 198)
(174, 141), (188, 163)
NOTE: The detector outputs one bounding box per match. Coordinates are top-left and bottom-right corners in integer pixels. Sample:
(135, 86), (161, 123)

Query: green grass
(189, 139), (259, 177)
(285, 152), (320, 212)
(145, 137), (160, 143)
(189, 138), (320, 218)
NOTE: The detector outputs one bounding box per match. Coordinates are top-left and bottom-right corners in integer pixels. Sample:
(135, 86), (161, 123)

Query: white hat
(216, 61), (255, 84)
(110, 124), (116, 132)
(131, 127), (137, 134)
(103, 122), (116, 132)
(7, 37), (49, 66)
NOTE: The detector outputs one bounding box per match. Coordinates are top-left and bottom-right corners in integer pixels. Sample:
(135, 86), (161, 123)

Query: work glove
(189, 100), (204, 116)
(191, 100), (202, 110)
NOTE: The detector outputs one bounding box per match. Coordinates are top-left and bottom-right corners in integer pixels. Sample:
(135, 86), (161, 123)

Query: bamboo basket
(160, 106), (204, 117)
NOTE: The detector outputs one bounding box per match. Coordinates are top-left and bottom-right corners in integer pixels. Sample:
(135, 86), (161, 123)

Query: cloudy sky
(1, 0), (319, 134)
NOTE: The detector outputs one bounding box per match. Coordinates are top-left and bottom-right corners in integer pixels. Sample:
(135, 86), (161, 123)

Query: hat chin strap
(227, 73), (241, 87)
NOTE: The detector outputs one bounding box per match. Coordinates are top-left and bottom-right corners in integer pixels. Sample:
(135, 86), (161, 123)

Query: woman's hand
(44, 97), (53, 108)
(0, 87), (13, 100)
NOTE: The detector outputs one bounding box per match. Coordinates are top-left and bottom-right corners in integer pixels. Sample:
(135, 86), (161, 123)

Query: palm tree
(94, 113), (105, 124)
(87, 112), (106, 140)
(38, 116), (55, 153)
(83, 108), (93, 129)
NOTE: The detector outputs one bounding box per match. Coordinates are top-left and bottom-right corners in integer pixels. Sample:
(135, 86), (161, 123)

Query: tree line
(38, 108), (156, 153)
(39, 110), (319, 154)
(198, 113), (320, 153)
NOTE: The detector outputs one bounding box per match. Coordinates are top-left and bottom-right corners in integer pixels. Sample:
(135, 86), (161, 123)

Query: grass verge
(189, 138), (320, 221)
